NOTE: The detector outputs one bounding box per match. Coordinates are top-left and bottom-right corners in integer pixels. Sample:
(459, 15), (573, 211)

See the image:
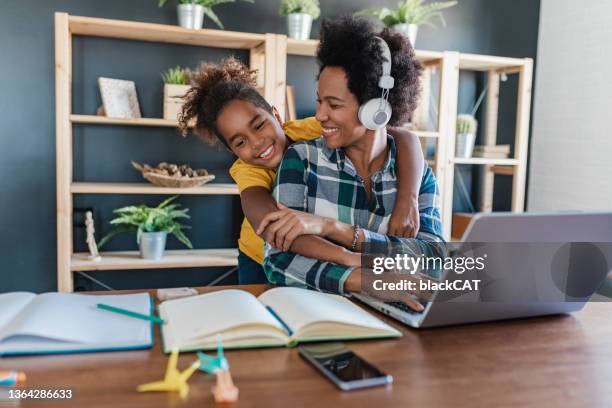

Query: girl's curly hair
(316, 16), (423, 126)
(178, 57), (272, 146)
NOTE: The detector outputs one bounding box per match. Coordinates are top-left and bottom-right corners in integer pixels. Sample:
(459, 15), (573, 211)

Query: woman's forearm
(323, 219), (365, 251)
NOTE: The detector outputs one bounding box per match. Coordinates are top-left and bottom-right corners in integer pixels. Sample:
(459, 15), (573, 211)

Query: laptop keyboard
(385, 301), (426, 314)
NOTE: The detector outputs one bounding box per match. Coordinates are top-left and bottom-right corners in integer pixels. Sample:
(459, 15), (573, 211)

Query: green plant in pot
(455, 114), (478, 158)
(279, 0), (320, 40)
(356, 0), (457, 46)
(162, 66), (191, 85)
(99, 196), (193, 260)
(162, 66), (192, 121)
(158, 0), (254, 30)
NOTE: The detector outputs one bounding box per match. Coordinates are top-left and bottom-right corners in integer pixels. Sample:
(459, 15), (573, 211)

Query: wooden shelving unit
(56, 13), (532, 290)
(55, 13), (283, 292)
(280, 36), (533, 240)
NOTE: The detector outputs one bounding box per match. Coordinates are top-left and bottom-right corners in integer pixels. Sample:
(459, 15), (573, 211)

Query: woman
(261, 16), (445, 307)
(178, 58), (426, 284)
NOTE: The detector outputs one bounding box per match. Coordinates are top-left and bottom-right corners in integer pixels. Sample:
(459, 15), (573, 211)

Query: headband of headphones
(375, 36), (395, 90)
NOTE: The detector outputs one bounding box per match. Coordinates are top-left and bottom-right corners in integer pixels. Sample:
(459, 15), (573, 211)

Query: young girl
(178, 57), (425, 284)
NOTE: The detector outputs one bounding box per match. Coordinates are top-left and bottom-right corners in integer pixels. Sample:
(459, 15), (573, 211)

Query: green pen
(96, 303), (165, 325)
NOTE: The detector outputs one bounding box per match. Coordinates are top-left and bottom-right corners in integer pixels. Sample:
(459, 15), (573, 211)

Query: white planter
(177, 4), (204, 29)
(163, 84), (191, 122)
(139, 232), (167, 260)
(287, 13), (313, 40)
(392, 23), (419, 47)
(455, 133), (476, 158)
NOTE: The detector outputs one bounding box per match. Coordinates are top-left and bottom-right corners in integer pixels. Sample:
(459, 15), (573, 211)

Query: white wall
(528, 0), (612, 211)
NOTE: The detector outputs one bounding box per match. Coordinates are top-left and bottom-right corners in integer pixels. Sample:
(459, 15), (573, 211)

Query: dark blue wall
(0, 0), (540, 292)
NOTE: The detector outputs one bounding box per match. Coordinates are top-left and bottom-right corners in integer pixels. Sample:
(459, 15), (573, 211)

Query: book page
(0, 293), (36, 338)
(159, 289), (286, 349)
(0, 292), (151, 345)
(258, 287), (398, 337)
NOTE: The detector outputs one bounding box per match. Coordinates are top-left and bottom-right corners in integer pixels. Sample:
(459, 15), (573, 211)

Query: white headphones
(358, 36), (395, 130)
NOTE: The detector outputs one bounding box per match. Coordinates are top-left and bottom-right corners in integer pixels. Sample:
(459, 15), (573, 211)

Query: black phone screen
(299, 343), (387, 382)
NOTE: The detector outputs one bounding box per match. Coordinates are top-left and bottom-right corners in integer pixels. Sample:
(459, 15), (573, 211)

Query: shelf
(71, 182), (239, 195)
(68, 15), (265, 49)
(71, 249), (238, 271)
(71, 115), (181, 127)
(415, 50), (445, 65)
(459, 54), (526, 71)
(286, 38), (319, 56)
(286, 38), (444, 64)
(72, 115), (439, 139)
(285, 40), (524, 71)
(451, 158), (520, 166)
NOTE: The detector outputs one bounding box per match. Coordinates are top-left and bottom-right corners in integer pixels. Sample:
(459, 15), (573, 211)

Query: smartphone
(298, 343), (392, 391)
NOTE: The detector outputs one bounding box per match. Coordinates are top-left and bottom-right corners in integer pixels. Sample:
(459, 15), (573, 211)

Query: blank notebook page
(0, 292), (151, 346)
(160, 289), (283, 344)
(258, 287), (394, 334)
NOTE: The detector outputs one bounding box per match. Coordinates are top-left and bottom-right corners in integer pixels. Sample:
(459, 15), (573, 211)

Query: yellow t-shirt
(229, 117), (322, 264)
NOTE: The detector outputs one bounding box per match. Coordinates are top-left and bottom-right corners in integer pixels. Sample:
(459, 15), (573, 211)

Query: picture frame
(98, 77), (142, 119)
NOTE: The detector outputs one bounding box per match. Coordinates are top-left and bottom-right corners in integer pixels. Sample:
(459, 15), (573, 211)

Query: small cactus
(162, 66), (191, 85)
(456, 114), (478, 134)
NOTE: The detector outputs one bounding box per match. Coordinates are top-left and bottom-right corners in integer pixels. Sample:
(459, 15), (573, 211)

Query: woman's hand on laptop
(256, 203), (333, 251)
(345, 268), (433, 312)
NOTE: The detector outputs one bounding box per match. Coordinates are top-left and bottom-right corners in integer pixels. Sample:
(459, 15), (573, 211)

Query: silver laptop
(353, 212), (612, 328)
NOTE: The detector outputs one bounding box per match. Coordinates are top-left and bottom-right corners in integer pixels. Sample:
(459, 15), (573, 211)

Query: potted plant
(158, 0), (254, 30)
(162, 66), (191, 122)
(356, 0), (457, 46)
(455, 114), (477, 158)
(99, 196), (193, 260)
(279, 0), (320, 40)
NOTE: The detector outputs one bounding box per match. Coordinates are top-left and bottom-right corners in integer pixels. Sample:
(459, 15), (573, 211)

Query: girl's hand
(256, 204), (331, 251)
(388, 196), (420, 238)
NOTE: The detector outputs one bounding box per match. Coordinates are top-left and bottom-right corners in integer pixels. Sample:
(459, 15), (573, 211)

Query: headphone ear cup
(358, 98), (392, 130)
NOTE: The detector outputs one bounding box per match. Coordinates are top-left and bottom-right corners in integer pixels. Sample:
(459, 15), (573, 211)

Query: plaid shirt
(263, 136), (445, 295)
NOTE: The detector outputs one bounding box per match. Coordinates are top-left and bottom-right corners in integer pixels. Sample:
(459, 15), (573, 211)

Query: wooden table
(2, 285), (612, 407)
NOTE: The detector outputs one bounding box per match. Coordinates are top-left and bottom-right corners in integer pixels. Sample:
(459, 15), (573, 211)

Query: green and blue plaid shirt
(263, 135), (445, 295)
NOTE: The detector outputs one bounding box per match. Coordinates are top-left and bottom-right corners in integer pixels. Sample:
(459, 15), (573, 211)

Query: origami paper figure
(137, 347), (200, 400)
(197, 338), (239, 403)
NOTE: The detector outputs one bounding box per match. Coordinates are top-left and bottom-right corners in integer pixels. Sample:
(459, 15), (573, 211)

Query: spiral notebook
(0, 292), (153, 356)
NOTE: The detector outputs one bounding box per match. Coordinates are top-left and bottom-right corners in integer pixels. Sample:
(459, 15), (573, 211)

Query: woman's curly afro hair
(178, 57), (272, 146)
(316, 16), (423, 126)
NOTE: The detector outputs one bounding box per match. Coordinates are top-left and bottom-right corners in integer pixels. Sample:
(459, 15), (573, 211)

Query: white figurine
(85, 211), (102, 262)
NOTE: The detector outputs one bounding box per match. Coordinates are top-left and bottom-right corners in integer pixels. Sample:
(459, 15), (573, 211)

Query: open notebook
(0, 292), (153, 356)
(159, 287), (401, 352)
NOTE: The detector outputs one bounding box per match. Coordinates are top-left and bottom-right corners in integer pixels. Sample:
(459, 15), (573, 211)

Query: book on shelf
(474, 144), (510, 153)
(159, 287), (401, 352)
(0, 292), (153, 356)
(472, 151), (510, 159)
